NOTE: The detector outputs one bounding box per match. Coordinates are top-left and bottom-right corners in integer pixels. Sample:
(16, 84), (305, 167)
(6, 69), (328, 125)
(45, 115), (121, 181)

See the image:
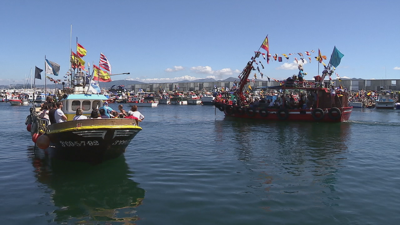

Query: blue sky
(1, 0), (400, 86)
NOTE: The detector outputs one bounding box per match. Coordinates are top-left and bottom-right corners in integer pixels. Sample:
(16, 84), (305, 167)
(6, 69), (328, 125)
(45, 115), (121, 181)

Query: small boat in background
(375, 91), (395, 109)
(170, 92), (187, 105)
(187, 94), (202, 105)
(201, 92), (215, 105)
(127, 92), (158, 107)
(9, 95), (22, 106)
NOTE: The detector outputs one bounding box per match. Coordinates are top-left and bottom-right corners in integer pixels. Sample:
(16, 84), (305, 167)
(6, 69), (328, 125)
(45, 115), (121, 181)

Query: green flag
(329, 46), (344, 68)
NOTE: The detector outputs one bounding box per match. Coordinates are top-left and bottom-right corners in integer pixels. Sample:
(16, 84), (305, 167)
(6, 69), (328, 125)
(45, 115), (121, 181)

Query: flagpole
(44, 55), (47, 97)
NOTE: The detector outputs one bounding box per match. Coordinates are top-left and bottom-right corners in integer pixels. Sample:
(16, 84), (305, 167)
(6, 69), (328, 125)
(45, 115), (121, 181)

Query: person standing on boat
(54, 102), (67, 123)
(99, 102), (115, 118)
(48, 102), (57, 124)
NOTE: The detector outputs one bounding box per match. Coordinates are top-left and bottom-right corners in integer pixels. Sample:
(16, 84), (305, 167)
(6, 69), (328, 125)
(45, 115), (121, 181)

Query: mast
(44, 55), (47, 96)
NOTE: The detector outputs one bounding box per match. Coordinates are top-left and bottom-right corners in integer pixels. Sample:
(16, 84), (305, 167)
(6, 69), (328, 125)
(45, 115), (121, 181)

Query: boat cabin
(60, 94), (108, 120)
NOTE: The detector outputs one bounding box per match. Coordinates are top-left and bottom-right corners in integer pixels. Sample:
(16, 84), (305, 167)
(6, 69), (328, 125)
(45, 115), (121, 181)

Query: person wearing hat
(99, 101), (115, 118)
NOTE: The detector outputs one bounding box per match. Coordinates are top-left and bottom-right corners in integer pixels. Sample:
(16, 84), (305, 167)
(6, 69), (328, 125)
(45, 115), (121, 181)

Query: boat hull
(375, 102), (395, 109)
(187, 99), (202, 105)
(44, 119), (142, 164)
(158, 99), (170, 104)
(170, 100), (188, 105)
(129, 102), (158, 107)
(216, 104), (352, 122)
(10, 100), (22, 106)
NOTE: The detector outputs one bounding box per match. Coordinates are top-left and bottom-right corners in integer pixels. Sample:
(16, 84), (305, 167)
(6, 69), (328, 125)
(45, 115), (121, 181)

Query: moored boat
(375, 90), (395, 109)
(170, 92), (187, 105)
(201, 92), (215, 105)
(9, 95), (23, 106)
(127, 92), (158, 107)
(187, 94), (202, 105)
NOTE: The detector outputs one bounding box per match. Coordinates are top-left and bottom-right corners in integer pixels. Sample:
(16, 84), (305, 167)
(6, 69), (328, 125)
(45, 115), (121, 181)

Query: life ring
(225, 105), (234, 115)
(259, 108), (269, 117)
(246, 108), (256, 117)
(311, 108), (325, 121)
(328, 107), (342, 120)
(277, 108), (289, 120)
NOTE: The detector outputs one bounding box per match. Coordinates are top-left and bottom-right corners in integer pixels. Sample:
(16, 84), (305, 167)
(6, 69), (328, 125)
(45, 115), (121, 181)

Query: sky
(1, 0), (400, 87)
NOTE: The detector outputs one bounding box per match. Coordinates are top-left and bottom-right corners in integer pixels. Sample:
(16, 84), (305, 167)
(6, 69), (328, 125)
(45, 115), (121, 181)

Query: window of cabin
(391, 80), (396, 86)
(71, 100), (80, 111)
(82, 100), (91, 111)
(92, 100), (101, 110)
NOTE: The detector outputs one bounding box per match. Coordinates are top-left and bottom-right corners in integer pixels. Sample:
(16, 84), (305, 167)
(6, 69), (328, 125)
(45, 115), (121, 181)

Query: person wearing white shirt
(54, 102), (68, 123)
(73, 108), (88, 120)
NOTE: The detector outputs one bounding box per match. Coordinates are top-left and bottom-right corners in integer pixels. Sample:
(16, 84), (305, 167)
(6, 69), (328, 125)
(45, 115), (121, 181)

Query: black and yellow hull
(46, 119), (142, 164)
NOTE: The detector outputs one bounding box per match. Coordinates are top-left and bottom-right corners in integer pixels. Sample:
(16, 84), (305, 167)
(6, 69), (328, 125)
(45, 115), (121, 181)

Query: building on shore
(130, 79), (400, 93)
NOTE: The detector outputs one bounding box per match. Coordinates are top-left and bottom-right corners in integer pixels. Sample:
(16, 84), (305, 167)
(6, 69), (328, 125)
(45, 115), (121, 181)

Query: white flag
(45, 59), (60, 76)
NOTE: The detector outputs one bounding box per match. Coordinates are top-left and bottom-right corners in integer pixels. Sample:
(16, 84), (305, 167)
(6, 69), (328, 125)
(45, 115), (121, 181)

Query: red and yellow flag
(261, 36), (269, 53)
(93, 65), (111, 82)
(77, 43), (87, 57)
(71, 51), (85, 69)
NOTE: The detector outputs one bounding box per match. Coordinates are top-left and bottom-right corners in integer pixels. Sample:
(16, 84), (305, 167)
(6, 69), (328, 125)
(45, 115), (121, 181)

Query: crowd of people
(38, 96), (144, 124)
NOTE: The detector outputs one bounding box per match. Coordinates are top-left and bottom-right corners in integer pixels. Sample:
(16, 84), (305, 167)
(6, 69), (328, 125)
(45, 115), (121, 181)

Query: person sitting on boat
(118, 104), (128, 118)
(54, 102), (67, 123)
(128, 105), (144, 122)
(99, 108), (109, 119)
(99, 102), (115, 118)
(73, 108), (88, 120)
(90, 109), (101, 119)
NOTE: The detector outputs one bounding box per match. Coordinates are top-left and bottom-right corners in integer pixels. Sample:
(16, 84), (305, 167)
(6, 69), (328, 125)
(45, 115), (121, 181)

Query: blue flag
(329, 46), (344, 68)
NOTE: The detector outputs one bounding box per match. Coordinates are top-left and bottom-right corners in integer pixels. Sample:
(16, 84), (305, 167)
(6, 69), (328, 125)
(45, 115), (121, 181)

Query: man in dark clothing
(48, 102), (57, 124)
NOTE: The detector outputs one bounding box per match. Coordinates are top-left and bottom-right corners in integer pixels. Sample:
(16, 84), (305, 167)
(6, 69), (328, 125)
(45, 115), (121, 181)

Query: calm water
(0, 103), (399, 225)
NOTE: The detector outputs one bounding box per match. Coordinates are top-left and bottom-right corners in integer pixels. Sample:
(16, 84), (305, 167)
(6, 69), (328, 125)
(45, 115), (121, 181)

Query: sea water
(0, 103), (399, 225)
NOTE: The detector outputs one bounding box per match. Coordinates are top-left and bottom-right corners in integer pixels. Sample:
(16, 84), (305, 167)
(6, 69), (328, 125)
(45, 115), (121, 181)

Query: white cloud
(394, 67), (400, 70)
(165, 66), (184, 72)
(276, 60), (308, 70)
(127, 75), (198, 83)
(190, 66), (214, 74)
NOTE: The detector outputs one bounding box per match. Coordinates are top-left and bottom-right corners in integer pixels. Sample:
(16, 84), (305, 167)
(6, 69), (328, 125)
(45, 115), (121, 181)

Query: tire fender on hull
(277, 108), (289, 120)
(328, 107), (342, 120)
(311, 108), (325, 121)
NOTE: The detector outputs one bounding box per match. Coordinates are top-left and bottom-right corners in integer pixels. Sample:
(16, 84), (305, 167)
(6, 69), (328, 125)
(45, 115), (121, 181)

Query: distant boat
(9, 95), (22, 106)
(187, 94), (202, 105)
(375, 91), (395, 109)
(201, 93), (215, 105)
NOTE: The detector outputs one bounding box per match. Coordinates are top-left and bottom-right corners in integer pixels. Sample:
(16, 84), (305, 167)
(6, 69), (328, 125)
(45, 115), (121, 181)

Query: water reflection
(30, 150), (145, 224)
(218, 118), (352, 209)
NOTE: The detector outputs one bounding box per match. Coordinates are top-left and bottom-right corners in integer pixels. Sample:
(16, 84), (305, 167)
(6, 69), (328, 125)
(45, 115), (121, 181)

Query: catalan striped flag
(99, 53), (111, 74)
